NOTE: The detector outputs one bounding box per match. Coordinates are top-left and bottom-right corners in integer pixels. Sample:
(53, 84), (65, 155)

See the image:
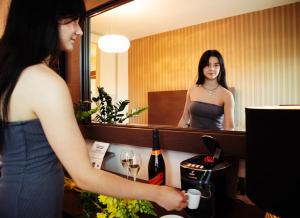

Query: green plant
(74, 87), (147, 124)
(80, 192), (100, 218)
(74, 100), (99, 123)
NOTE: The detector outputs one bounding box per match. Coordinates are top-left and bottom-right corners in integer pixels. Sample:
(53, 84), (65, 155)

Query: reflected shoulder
(218, 86), (234, 104)
(221, 86), (233, 96)
(189, 84), (199, 93)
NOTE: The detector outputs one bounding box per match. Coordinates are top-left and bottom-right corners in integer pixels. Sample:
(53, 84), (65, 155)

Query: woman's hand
(155, 186), (188, 211)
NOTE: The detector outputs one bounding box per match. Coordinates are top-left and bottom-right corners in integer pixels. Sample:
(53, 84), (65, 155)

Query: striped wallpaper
(128, 2), (300, 130)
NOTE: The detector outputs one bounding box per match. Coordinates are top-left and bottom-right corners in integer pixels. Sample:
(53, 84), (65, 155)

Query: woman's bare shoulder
(190, 84), (198, 89)
(18, 63), (70, 105)
(220, 86), (233, 95)
(188, 84), (198, 92)
(10, 63), (69, 121)
(220, 86), (234, 102)
(20, 64), (67, 92)
(22, 63), (63, 83)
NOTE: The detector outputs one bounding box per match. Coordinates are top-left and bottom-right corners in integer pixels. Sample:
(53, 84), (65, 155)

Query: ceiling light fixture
(98, 34), (130, 53)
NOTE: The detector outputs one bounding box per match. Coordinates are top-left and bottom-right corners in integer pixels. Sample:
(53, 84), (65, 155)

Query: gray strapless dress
(189, 101), (224, 130)
(0, 119), (64, 218)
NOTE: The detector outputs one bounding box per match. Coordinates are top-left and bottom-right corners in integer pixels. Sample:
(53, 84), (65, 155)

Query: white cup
(186, 188), (201, 209)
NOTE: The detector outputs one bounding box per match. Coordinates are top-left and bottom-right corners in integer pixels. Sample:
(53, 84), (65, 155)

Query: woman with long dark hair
(178, 50), (234, 130)
(0, 0), (187, 217)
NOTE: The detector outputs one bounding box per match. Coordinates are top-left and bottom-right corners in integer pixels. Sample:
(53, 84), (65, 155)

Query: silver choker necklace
(201, 84), (219, 95)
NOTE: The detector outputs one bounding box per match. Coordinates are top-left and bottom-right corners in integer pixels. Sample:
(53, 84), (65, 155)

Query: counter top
(63, 189), (265, 218)
(63, 172), (265, 218)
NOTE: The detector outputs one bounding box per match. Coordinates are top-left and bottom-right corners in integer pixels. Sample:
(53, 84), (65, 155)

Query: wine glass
(128, 152), (142, 182)
(120, 149), (134, 180)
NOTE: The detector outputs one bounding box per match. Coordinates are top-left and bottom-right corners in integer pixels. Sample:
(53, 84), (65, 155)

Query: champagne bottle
(148, 129), (166, 185)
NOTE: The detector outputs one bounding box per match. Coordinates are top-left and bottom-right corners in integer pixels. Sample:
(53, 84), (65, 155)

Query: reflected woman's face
(203, 56), (220, 81)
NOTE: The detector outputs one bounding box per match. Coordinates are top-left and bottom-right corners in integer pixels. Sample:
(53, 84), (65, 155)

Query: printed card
(89, 141), (110, 169)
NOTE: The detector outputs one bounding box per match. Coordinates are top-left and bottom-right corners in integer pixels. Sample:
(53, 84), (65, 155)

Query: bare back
(8, 63), (57, 122)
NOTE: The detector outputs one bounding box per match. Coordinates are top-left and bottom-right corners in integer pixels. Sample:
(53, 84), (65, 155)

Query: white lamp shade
(98, 34), (130, 53)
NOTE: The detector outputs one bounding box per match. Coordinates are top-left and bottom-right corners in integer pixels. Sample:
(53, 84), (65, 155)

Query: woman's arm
(25, 65), (187, 211)
(223, 90), (235, 130)
(178, 88), (191, 128)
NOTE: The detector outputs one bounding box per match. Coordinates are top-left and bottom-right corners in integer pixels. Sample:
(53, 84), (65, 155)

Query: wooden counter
(63, 179), (265, 218)
(80, 124), (246, 158)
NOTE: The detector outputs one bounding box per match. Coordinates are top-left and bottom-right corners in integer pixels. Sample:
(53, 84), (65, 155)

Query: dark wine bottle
(148, 129), (166, 185)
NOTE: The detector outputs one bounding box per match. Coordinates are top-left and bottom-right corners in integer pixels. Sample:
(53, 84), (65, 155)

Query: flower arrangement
(64, 177), (157, 218)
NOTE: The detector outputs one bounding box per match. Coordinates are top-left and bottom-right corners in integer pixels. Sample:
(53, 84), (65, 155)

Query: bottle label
(148, 172), (165, 185)
(151, 150), (161, 155)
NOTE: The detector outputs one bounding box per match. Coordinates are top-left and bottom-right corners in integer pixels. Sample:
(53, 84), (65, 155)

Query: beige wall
(0, 0), (10, 37)
(128, 2), (300, 129)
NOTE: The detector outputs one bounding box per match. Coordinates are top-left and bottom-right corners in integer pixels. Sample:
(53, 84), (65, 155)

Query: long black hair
(196, 49), (228, 89)
(0, 0), (85, 152)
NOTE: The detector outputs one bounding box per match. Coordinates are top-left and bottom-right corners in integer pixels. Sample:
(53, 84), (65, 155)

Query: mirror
(82, 0), (300, 131)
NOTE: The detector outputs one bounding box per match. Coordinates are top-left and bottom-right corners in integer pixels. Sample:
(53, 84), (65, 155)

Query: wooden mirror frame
(80, 0), (246, 158)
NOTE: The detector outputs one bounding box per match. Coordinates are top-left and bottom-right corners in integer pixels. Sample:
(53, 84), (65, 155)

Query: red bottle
(148, 129), (165, 185)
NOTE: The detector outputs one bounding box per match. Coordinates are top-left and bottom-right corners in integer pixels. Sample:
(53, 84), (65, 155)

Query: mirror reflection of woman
(178, 50), (234, 130)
